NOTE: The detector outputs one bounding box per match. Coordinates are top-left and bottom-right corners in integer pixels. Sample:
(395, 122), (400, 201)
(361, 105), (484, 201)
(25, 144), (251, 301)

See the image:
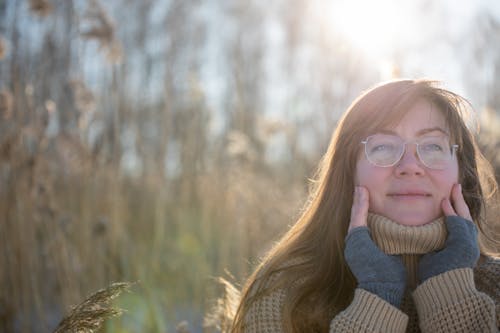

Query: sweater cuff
(337, 289), (408, 332)
(413, 268), (477, 318)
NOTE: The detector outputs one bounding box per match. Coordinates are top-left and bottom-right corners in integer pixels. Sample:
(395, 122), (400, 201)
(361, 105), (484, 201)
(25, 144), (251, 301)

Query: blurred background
(1, 0), (499, 332)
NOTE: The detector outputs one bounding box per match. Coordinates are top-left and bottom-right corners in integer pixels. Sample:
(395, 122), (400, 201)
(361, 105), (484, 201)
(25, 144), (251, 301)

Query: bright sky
(326, 0), (500, 57)
(322, 0), (500, 99)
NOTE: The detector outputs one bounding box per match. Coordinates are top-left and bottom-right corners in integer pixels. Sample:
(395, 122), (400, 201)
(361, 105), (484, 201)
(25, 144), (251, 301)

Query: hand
(441, 183), (472, 221)
(417, 183), (480, 283)
(344, 186), (407, 308)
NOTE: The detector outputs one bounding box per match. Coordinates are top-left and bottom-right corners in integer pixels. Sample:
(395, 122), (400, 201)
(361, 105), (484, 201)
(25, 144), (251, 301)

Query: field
(1, 1), (499, 332)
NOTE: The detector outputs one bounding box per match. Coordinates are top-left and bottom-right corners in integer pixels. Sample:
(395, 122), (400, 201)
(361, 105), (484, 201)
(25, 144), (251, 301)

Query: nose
(395, 143), (425, 176)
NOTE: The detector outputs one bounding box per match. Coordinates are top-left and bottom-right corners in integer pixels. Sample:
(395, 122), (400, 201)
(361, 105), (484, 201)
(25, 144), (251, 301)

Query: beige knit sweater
(243, 214), (500, 332)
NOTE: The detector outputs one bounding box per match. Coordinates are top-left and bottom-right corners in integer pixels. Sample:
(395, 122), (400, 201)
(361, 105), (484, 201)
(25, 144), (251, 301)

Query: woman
(229, 79), (500, 332)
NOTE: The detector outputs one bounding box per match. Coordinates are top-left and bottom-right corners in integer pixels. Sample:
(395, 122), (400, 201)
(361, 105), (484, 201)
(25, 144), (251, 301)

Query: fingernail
(458, 183), (462, 192)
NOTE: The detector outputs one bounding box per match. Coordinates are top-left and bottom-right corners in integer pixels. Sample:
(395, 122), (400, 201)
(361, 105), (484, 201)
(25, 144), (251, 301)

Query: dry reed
(53, 282), (133, 333)
(0, 89), (13, 120)
(29, 0), (53, 16)
(203, 278), (241, 333)
(81, 0), (123, 63)
(0, 35), (7, 60)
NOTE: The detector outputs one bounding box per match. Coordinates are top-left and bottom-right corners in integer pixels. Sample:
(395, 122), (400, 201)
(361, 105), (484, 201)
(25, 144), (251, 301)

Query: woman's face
(354, 100), (459, 226)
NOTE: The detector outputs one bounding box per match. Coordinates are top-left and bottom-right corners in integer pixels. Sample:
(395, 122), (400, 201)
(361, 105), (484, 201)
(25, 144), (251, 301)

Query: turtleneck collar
(367, 213), (447, 255)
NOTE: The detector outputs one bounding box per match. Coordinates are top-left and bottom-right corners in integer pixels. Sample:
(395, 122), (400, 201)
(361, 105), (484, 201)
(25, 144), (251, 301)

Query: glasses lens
(365, 135), (403, 167)
(417, 136), (454, 169)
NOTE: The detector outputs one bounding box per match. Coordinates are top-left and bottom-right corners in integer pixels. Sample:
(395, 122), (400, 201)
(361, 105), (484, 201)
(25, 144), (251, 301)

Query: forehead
(386, 99), (449, 136)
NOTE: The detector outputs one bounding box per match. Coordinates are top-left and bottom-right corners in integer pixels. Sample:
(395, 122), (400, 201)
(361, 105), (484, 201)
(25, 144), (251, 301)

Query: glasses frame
(361, 134), (459, 170)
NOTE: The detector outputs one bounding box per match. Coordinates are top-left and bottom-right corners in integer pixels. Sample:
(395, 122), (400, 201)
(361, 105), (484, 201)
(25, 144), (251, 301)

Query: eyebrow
(377, 127), (450, 137)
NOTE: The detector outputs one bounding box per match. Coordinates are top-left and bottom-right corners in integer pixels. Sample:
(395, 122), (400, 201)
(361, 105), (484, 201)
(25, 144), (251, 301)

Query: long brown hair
(230, 79), (498, 332)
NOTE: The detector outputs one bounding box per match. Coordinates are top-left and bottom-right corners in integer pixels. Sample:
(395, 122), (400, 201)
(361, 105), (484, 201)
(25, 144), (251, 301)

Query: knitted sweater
(243, 214), (500, 332)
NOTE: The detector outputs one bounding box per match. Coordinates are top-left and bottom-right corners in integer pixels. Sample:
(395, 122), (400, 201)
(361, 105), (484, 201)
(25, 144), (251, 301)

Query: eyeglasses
(361, 134), (458, 170)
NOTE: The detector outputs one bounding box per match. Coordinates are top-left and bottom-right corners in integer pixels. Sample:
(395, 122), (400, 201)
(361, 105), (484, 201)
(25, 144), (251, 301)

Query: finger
(349, 186), (369, 232)
(450, 183), (472, 220)
(441, 198), (457, 216)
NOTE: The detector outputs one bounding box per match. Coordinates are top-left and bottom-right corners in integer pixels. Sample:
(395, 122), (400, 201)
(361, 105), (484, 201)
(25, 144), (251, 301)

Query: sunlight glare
(327, 0), (412, 61)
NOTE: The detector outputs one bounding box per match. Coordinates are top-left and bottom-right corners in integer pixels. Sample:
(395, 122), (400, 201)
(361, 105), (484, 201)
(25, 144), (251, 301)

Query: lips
(387, 191), (432, 197)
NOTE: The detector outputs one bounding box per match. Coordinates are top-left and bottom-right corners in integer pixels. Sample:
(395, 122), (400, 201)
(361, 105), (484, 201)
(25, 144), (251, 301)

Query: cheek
(355, 159), (386, 189)
(355, 162), (388, 214)
(354, 159), (368, 186)
(434, 164), (459, 197)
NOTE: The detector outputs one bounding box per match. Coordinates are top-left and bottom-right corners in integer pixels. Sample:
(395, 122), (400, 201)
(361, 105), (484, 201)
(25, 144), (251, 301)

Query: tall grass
(0, 108), (309, 331)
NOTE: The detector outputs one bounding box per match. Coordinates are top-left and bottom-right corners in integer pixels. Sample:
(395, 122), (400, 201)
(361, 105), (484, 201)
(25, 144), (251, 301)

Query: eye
(421, 142), (445, 152)
(370, 143), (396, 153)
